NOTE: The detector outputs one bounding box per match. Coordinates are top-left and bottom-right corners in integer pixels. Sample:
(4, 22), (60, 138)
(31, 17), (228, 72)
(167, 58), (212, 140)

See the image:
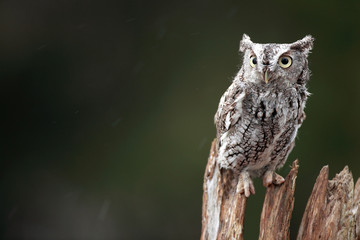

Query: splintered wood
(201, 139), (360, 240)
(297, 166), (360, 240)
(201, 139), (247, 240)
(259, 160), (298, 240)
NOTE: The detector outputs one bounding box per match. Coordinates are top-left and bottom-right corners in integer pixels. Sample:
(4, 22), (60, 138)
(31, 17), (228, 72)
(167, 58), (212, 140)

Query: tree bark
(201, 139), (247, 240)
(297, 166), (360, 240)
(201, 138), (360, 240)
(201, 139), (299, 240)
(259, 160), (298, 240)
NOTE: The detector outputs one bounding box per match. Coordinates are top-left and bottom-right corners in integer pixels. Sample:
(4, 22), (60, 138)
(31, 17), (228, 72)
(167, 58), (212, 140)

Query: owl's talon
(263, 171), (285, 187)
(249, 182), (256, 195)
(263, 171), (273, 187)
(238, 171), (255, 197)
(273, 173), (285, 185)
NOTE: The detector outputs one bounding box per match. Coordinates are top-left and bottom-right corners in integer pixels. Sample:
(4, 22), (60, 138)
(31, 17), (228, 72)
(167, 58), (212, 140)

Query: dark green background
(1, 0), (360, 239)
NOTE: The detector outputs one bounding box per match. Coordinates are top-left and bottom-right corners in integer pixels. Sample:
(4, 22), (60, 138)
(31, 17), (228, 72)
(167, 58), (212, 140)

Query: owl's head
(239, 34), (314, 85)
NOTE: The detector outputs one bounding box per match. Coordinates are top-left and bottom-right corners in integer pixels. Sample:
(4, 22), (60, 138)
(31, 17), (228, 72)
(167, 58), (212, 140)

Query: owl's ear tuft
(239, 34), (253, 52)
(290, 35), (314, 55)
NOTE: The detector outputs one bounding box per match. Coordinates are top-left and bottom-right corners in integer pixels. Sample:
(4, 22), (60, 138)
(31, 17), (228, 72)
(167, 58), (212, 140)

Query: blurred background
(1, 0), (360, 239)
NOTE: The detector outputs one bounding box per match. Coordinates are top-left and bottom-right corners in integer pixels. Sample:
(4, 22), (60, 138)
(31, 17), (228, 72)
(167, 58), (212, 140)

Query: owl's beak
(264, 70), (271, 84)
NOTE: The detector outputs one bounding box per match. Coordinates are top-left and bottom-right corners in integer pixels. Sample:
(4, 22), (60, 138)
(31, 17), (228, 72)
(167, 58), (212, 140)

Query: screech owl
(214, 34), (314, 197)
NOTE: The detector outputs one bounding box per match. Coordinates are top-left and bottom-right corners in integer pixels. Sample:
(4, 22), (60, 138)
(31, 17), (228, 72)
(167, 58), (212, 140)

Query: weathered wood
(296, 166), (329, 239)
(297, 166), (360, 240)
(201, 139), (299, 240)
(201, 139), (360, 240)
(354, 178), (360, 240)
(201, 139), (247, 240)
(259, 160), (299, 240)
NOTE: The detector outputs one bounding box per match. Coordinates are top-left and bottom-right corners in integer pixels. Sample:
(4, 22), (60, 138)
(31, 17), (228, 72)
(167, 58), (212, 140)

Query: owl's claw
(263, 171), (285, 187)
(237, 171), (255, 197)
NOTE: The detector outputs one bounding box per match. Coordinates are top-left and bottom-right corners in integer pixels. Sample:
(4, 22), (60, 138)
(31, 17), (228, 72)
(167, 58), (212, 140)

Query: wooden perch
(297, 165), (360, 240)
(259, 160), (298, 240)
(201, 139), (247, 240)
(201, 139), (360, 240)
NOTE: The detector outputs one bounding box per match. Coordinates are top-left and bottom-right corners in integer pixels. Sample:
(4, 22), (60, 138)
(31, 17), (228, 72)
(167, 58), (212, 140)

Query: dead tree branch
(201, 138), (360, 240)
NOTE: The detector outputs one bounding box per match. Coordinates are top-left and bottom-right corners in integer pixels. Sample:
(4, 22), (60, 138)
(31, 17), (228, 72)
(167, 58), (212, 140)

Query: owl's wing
(215, 82), (245, 133)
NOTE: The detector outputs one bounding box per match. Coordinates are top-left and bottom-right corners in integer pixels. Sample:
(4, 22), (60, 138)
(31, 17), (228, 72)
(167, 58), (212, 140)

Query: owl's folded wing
(215, 90), (245, 132)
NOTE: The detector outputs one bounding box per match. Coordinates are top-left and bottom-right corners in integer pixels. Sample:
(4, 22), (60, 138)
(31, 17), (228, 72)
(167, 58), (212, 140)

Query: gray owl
(215, 34), (314, 197)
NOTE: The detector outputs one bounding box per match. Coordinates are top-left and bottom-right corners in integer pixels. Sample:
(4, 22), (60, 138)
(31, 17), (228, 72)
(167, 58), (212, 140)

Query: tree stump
(201, 139), (360, 240)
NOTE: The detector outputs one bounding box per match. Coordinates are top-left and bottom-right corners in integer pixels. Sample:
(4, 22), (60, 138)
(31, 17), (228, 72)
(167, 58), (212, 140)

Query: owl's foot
(237, 171), (255, 197)
(262, 171), (285, 187)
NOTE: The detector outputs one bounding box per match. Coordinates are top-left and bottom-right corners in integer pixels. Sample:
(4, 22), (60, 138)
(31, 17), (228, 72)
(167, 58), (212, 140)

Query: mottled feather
(214, 34), (314, 196)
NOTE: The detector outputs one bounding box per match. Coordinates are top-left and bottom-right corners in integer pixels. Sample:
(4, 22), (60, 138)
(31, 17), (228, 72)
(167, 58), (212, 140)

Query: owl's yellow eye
(250, 56), (257, 68)
(279, 56), (292, 68)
